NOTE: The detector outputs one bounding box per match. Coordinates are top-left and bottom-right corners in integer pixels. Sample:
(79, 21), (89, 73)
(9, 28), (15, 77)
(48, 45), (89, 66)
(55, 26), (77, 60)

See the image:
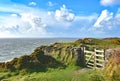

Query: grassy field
(0, 66), (106, 81)
(0, 38), (120, 81)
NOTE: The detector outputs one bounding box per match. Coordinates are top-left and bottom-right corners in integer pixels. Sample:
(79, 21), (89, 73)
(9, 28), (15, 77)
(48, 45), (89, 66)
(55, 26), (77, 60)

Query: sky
(0, 0), (120, 38)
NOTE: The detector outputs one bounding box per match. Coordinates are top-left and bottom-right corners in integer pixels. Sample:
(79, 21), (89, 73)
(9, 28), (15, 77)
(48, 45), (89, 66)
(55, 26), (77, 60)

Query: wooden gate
(84, 49), (105, 69)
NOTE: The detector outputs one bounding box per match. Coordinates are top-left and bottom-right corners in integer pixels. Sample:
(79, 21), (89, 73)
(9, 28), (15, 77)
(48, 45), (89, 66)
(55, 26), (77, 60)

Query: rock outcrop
(0, 49), (64, 71)
(35, 42), (85, 66)
(104, 49), (120, 81)
(0, 42), (85, 71)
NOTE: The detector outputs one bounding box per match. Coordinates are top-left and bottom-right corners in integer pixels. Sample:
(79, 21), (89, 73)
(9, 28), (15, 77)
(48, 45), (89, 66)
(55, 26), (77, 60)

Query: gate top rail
(94, 49), (104, 53)
(84, 50), (94, 54)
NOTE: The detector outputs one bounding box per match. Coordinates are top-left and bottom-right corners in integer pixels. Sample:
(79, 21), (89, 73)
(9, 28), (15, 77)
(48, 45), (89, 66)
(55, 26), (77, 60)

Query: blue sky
(0, 0), (120, 38)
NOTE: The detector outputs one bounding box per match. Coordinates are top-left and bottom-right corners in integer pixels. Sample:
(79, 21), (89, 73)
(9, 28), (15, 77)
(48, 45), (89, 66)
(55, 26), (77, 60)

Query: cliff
(37, 42), (85, 66)
(0, 50), (64, 71)
(0, 42), (85, 71)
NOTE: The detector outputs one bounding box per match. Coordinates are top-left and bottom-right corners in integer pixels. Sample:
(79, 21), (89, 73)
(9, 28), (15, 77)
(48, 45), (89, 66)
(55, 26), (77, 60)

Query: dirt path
(74, 68), (91, 74)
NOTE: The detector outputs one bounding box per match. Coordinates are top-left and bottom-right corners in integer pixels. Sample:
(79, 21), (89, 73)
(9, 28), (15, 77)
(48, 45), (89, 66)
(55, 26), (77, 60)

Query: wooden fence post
(94, 49), (96, 69)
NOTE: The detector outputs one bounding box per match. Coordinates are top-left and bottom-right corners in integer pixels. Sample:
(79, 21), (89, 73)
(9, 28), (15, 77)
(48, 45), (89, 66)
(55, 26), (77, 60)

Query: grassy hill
(0, 38), (120, 81)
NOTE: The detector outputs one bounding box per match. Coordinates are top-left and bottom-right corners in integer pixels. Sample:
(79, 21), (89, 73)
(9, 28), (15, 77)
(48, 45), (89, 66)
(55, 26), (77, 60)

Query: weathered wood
(95, 49), (104, 53)
(87, 65), (93, 68)
(87, 62), (94, 66)
(85, 54), (93, 58)
(96, 63), (103, 66)
(86, 53), (94, 64)
(95, 59), (104, 62)
(94, 50), (96, 68)
(95, 54), (104, 57)
(84, 50), (94, 54)
(85, 58), (94, 61)
(84, 48), (105, 69)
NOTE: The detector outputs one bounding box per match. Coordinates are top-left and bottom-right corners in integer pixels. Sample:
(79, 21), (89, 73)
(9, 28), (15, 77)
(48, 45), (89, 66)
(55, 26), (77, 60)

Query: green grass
(0, 66), (76, 81)
(1, 38), (120, 81)
(0, 66), (108, 81)
(60, 42), (81, 47)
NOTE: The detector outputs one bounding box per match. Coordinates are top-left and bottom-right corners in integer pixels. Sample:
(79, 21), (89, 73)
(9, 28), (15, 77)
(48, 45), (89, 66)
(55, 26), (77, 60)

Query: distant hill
(103, 37), (120, 40)
(103, 37), (120, 45)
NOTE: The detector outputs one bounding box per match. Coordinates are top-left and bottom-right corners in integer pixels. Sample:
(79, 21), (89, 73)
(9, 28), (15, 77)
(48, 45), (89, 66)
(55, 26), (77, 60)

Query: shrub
(111, 39), (120, 44)
(89, 74), (105, 81)
(15, 55), (31, 70)
(104, 49), (120, 81)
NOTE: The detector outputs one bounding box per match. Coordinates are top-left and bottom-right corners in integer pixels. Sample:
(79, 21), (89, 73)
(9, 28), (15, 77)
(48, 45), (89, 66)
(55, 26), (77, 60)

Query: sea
(0, 38), (77, 62)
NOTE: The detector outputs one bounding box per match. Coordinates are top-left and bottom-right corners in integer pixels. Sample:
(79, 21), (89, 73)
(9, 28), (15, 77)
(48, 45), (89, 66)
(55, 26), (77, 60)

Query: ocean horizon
(0, 38), (77, 62)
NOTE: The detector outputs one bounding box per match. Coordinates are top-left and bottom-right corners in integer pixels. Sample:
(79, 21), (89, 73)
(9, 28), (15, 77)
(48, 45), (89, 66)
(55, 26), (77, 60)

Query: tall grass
(0, 66), (108, 81)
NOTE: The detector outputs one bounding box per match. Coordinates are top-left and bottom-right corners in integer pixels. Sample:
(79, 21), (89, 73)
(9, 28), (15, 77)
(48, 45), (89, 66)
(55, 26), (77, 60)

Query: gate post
(80, 47), (86, 67)
(103, 49), (106, 68)
(94, 49), (96, 69)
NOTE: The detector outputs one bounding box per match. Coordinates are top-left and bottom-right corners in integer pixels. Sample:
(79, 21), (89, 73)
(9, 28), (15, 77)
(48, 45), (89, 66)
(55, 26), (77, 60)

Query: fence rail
(84, 49), (105, 69)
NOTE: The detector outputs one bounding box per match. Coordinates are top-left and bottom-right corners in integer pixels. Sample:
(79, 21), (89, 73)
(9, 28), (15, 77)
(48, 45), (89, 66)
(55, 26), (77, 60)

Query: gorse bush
(111, 39), (120, 44)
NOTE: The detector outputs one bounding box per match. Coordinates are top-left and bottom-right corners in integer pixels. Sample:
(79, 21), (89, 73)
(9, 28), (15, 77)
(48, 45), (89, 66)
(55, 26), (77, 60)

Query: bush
(20, 69), (30, 75)
(15, 55), (31, 70)
(111, 39), (120, 44)
(89, 74), (105, 81)
(0, 49), (65, 72)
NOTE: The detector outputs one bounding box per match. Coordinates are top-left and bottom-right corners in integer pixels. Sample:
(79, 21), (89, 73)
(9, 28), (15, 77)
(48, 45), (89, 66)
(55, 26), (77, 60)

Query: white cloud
(29, 2), (37, 6)
(47, 1), (56, 7)
(94, 10), (113, 28)
(40, 5), (76, 29)
(0, 5), (48, 38)
(92, 9), (120, 37)
(0, 31), (17, 38)
(55, 5), (75, 22)
(0, 4), (75, 38)
(0, 4), (101, 38)
(0, 5), (22, 13)
(11, 14), (18, 17)
(19, 13), (47, 33)
(100, 0), (120, 6)
(0, 2), (119, 38)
